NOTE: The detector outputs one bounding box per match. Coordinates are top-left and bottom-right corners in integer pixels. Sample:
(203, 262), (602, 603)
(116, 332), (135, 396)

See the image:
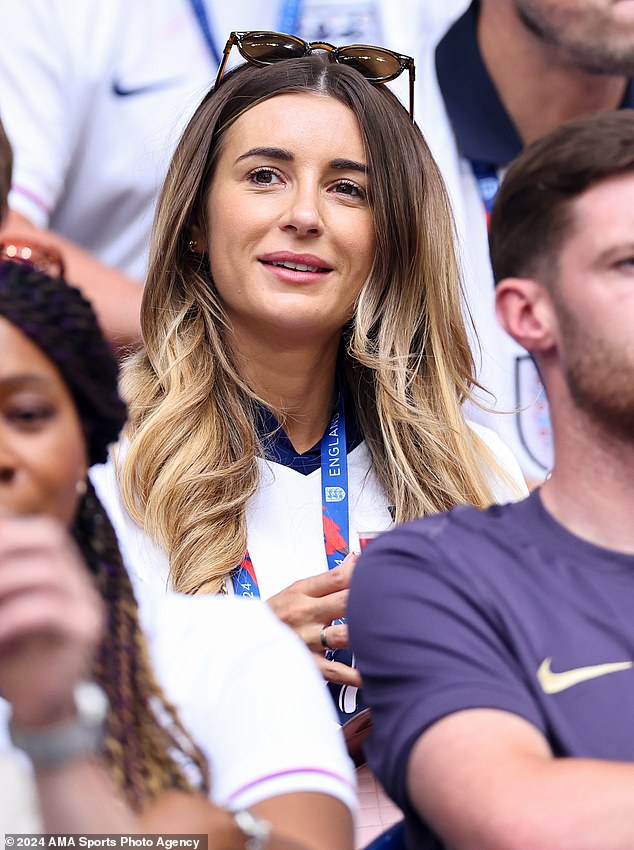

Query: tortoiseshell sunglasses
(215, 31), (416, 121)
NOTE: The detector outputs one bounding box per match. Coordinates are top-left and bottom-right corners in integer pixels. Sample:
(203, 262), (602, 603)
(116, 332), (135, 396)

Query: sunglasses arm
(408, 63), (415, 122)
(214, 34), (238, 89)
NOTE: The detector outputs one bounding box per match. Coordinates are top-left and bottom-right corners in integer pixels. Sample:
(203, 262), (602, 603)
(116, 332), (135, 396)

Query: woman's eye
(248, 168), (282, 186)
(332, 180), (366, 200)
(6, 405), (55, 428)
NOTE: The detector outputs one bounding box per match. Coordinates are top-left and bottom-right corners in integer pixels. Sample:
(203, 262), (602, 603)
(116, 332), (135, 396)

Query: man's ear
(495, 277), (557, 353)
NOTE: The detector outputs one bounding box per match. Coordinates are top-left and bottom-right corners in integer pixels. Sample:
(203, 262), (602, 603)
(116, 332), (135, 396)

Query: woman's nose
(280, 184), (323, 237)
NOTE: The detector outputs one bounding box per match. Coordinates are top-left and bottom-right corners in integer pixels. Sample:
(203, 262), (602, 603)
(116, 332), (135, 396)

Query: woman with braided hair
(0, 259), (355, 846)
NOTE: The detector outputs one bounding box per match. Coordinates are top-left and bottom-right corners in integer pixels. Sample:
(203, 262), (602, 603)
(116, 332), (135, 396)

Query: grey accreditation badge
(298, 0), (382, 44)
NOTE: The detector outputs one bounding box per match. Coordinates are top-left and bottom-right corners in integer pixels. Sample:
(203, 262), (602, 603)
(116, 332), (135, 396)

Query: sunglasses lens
(240, 32), (306, 63)
(337, 47), (401, 81)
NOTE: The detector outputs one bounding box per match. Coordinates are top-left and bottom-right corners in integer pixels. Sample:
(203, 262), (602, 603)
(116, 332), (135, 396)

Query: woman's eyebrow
(235, 148), (368, 174)
(330, 158), (368, 174)
(0, 373), (52, 388)
(235, 146), (294, 163)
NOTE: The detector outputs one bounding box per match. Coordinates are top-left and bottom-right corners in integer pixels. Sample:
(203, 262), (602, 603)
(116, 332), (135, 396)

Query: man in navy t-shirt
(348, 110), (634, 850)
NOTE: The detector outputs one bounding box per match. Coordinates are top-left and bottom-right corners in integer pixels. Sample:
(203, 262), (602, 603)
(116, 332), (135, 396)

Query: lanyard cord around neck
(231, 393), (349, 598)
(187, 0), (221, 66)
(188, 0), (306, 68)
(279, 0), (304, 34)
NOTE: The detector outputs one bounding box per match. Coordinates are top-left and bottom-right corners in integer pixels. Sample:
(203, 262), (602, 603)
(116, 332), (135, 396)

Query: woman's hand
(267, 553), (361, 686)
(0, 515), (104, 727)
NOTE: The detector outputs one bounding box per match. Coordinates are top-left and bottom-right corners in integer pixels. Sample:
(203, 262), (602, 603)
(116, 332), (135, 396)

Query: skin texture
(548, 173), (634, 439)
(403, 172), (634, 850)
(0, 317), (87, 525)
(478, 0), (632, 146)
(514, 0), (634, 74)
(204, 92), (374, 348)
(0, 515), (103, 727)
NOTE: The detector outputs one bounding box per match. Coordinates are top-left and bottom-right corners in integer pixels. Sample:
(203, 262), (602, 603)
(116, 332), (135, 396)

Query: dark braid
(0, 260), (125, 466)
(0, 260), (210, 807)
(73, 482), (210, 808)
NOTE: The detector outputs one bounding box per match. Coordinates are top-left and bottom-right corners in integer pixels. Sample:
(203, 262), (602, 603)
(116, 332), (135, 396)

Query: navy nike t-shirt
(348, 490), (634, 850)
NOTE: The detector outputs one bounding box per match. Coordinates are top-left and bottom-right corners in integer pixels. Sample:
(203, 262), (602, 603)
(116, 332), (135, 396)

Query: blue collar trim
(255, 388), (363, 476)
(436, 1), (634, 168)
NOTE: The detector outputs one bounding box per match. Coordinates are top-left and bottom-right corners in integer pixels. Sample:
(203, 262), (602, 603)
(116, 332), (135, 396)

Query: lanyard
(279, 0), (304, 34)
(187, 0), (221, 67)
(231, 394), (349, 598)
(470, 160), (501, 229)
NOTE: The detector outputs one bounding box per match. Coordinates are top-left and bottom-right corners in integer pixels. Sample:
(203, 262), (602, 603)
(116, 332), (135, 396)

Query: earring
(76, 479), (88, 496)
(188, 239), (198, 252)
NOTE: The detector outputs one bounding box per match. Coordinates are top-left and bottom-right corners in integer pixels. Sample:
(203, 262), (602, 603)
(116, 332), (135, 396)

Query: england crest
(514, 355), (553, 473)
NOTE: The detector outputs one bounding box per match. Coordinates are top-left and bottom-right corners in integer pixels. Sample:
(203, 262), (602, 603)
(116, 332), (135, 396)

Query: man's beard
(516, 0), (634, 76)
(558, 304), (634, 443)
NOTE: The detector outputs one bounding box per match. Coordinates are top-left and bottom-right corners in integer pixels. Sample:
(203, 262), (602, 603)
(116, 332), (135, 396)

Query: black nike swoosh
(111, 76), (184, 97)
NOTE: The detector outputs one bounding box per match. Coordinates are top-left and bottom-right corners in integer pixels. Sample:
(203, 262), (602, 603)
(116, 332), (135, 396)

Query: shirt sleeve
(348, 518), (545, 811)
(0, 0), (86, 226)
(141, 591), (357, 813)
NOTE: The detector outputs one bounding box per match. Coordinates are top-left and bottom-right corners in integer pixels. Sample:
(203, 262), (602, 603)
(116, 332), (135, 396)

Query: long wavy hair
(120, 55), (511, 595)
(0, 262), (209, 808)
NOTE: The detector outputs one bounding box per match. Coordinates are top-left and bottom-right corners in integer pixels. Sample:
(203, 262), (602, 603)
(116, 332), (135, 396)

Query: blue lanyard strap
(279, 0), (304, 34)
(231, 395), (349, 597)
(320, 394), (349, 572)
(187, 0), (221, 67)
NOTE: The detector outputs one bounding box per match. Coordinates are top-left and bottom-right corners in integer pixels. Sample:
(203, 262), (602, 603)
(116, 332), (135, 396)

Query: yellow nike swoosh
(537, 657), (633, 695)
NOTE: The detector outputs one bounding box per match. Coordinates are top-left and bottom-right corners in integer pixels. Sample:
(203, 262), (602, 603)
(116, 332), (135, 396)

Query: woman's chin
(235, 307), (347, 346)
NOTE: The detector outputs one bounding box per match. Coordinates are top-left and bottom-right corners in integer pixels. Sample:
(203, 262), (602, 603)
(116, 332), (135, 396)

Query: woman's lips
(258, 252), (333, 284)
(259, 259), (332, 284)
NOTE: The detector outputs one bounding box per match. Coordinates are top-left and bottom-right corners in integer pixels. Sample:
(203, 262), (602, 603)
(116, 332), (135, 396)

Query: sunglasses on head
(0, 238), (65, 278)
(214, 31), (416, 121)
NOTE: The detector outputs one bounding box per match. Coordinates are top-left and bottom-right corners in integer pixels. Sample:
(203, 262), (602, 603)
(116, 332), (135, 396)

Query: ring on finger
(320, 625), (333, 651)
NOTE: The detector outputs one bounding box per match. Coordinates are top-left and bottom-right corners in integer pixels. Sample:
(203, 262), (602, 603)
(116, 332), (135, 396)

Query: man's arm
(409, 708), (634, 850)
(1, 210), (142, 351)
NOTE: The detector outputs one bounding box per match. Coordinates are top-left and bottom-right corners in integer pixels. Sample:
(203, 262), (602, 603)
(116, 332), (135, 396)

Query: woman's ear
(188, 223), (205, 253)
(495, 277), (557, 354)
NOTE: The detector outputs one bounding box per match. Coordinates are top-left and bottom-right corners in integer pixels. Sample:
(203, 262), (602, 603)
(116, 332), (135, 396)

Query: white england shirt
(0, 589), (356, 830)
(90, 414), (525, 601)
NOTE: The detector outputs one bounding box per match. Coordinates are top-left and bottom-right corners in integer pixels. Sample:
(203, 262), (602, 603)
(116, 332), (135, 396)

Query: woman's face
(203, 92), (375, 344)
(0, 317), (87, 526)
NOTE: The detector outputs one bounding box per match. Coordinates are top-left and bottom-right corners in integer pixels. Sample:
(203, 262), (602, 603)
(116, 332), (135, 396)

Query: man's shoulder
(351, 495), (544, 616)
(385, 495), (535, 563)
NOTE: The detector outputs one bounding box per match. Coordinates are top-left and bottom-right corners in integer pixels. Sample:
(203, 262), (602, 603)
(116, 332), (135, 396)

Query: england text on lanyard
(231, 394), (349, 598)
(470, 160), (502, 230)
(187, 0), (221, 66)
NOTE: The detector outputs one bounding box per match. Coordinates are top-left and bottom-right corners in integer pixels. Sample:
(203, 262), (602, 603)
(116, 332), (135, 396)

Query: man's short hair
(0, 115), (12, 220)
(489, 109), (634, 285)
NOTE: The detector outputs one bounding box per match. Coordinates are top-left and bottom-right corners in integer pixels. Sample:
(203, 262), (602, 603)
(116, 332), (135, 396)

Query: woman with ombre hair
(95, 40), (525, 690)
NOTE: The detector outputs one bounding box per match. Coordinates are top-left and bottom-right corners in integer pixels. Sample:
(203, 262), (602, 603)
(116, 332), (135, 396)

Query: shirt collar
(436, 0), (634, 169)
(255, 384), (362, 476)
